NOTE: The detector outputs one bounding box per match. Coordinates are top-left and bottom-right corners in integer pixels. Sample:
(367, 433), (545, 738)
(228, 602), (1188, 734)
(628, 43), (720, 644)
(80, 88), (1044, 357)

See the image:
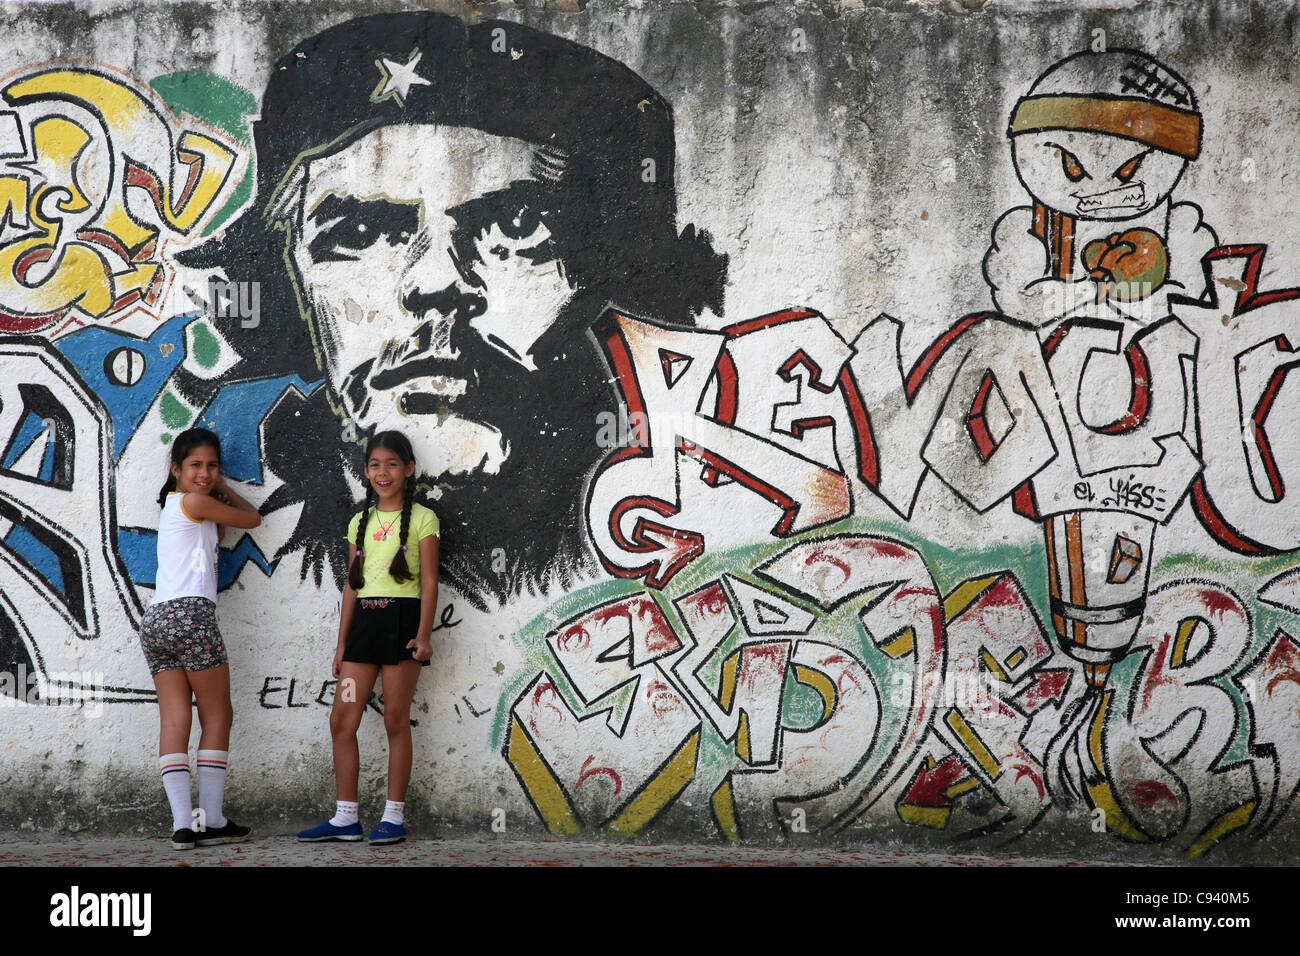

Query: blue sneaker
(368, 821), (406, 845)
(297, 819), (363, 842)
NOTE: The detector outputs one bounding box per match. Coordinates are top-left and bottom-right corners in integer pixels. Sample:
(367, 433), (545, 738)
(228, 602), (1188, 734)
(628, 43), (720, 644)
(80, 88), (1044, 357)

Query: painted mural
(0, 7), (1298, 856)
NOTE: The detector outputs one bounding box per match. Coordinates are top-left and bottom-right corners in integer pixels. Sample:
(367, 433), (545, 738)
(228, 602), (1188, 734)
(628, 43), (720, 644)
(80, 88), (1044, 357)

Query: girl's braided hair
(347, 430), (417, 591)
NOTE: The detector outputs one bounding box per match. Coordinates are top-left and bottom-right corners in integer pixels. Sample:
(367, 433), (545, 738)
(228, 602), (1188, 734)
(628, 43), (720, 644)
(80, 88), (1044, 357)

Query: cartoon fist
(1082, 228), (1169, 300)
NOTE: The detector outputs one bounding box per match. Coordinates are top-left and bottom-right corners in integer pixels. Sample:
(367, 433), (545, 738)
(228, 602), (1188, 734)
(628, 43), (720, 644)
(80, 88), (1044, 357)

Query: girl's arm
(214, 474), (260, 523)
(335, 581), (358, 679)
(408, 534), (439, 662)
(184, 476), (262, 529)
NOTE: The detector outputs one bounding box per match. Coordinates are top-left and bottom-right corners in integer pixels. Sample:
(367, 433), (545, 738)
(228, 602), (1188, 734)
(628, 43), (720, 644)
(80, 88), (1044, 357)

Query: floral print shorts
(139, 596), (228, 676)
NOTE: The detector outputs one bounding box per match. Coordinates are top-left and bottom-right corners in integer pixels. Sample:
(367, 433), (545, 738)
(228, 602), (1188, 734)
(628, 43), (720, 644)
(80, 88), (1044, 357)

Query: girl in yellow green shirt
(298, 430), (439, 845)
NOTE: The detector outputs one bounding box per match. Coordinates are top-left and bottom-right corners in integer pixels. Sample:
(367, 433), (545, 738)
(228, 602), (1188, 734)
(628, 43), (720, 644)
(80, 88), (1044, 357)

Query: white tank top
(152, 493), (219, 604)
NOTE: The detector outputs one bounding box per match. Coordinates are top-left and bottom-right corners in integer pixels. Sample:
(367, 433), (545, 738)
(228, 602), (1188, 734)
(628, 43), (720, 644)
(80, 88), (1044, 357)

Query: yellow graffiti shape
(504, 714), (583, 835)
(32, 117), (91, 215)
(711, 778), (741, 843)
(1084, 690), (1151, 843)
(164, 130), (237, 233)
(9, 70), (235, 236)
(607, 729), (700, 838)
(0, 116), (115, 322)
(0, 66), (239, 332)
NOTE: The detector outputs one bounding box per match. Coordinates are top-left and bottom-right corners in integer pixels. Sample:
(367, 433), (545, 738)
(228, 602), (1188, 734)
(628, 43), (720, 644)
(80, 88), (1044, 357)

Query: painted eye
(318, 218), (379, 255)
(306, 197), (420, 263)
(1059, 148), (1087, 183)
(1113, 151), (1149, 183)
(497, 202), (543, 243)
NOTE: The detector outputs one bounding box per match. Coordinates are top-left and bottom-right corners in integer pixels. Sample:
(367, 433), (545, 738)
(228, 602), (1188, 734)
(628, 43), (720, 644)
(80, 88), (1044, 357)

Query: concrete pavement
(0, 831), (1139, 866)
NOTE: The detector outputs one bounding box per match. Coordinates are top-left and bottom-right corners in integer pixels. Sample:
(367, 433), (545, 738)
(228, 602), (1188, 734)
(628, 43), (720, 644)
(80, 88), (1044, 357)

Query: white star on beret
(371, 49), (431, 107)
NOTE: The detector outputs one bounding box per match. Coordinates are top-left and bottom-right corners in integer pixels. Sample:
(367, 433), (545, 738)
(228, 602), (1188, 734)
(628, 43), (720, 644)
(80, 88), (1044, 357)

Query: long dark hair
(347, 430), (417, 592)
(157, 428), (221, 507)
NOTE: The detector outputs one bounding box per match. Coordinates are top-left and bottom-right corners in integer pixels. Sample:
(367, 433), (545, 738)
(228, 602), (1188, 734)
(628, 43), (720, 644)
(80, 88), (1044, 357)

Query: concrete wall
(1, 0), (1299, 861)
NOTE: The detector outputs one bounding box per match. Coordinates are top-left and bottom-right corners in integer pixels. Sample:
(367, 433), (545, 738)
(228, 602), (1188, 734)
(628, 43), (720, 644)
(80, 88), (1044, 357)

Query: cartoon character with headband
(984, 50), (1217, 327)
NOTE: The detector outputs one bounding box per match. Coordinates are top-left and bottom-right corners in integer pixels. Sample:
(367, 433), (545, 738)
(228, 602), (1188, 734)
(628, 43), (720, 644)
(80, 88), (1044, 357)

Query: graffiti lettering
(508, 535), (1286, 854)
(1045, 581), (1260, 856)
(504, 594), (701, 836)
(0, 341), (151, 698)
(1179, 247), (1300, 551)
(258, 676), (389, 717)
(430, 602), (462, 633)
(586, 310), (852, 588)
(589, 266), (1300, 590)
(1101, 476), (1166, 512)
(0, 66), (240, 334)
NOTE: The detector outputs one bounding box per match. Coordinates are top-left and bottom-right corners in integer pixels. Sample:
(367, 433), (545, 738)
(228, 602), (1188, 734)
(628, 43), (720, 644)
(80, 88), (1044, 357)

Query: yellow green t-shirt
(345, 502), (439, 598)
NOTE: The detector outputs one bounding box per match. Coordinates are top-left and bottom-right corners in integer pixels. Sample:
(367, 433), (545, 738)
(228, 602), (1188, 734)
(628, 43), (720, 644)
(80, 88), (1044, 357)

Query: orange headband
(1009, 95), (1201, 159)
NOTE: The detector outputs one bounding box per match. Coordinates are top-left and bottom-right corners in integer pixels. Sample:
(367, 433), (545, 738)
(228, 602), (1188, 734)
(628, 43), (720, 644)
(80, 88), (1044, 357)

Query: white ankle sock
(330, 800), (359, 827)
(381, 800), (404, 826)
(196, 749), (229, 829)
(159, 753), (192, 831)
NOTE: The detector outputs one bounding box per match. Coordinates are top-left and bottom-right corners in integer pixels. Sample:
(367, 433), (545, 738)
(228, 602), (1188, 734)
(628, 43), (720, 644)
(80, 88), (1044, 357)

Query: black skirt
(342, 597), (430, 667)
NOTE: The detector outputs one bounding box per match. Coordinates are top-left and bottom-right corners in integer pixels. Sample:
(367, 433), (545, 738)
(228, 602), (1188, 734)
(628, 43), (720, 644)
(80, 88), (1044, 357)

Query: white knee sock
(196, 750), (229, 829)
(159, 753), (192, 832)
(381, 800), (404, 826)
(330, 800), (359, 827)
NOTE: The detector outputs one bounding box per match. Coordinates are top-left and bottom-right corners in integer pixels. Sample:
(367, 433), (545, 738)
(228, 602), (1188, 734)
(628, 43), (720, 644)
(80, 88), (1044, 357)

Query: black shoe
(171, 828), (196, 850)
(194, 819), (251, 846)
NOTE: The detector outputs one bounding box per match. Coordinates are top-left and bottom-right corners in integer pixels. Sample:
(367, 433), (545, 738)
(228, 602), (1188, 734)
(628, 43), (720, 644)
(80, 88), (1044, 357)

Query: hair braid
(348, 486), (373, 591)
(388, 474), (415, 583)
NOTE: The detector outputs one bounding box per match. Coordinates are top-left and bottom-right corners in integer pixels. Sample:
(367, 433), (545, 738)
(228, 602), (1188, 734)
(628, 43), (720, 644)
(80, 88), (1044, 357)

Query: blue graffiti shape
(195, 375), (322, 484)
(54, 313), (193, 457)
(1, 413), (57, 483)
(1, 523), (66, 596)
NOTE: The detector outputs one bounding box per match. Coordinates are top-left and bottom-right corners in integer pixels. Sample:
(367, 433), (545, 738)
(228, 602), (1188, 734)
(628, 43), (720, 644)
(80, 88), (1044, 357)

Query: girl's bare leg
(153, 669), (194, 756)
(188, 665), (232, 750)
(380, 661), (422, 802)
(331, 662), (379, 802)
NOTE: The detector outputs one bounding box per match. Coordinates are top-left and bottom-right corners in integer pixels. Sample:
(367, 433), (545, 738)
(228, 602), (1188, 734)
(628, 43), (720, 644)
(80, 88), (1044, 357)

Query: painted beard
(337, 350), (512, 488)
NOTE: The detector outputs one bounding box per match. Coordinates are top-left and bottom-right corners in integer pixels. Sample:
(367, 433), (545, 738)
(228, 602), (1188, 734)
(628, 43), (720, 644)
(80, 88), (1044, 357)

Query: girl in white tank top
(139, 428), (261, 850)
